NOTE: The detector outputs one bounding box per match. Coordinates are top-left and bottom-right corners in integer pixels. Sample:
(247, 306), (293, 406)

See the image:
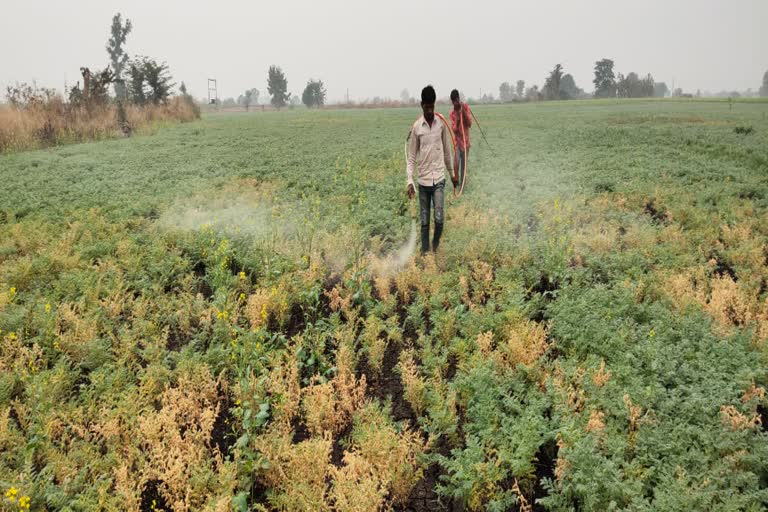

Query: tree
(617, 72), (655, 98)
(616, 72), (637, 98)
(267, 65), (290, 109)
(175, 82), (199, 118)
(142, 58), (174, 105)
(543, 64), (564, 100)
(654, 82), (669, 97)
(127, 59), (146, 105)
(525, 85), (539, 101)
(400, 89), (410, 104)
(516, 80), (525, 98)
(238, 88), (259, 111)
(593, 58), (616, 98)
(499, 82), (513, 102)
(760, 70), (768, 97)
(641, 73), (655, 97)
(106, 13), (132, 101)
(302, 79), (327, 108)
(559, 74), (583, 100)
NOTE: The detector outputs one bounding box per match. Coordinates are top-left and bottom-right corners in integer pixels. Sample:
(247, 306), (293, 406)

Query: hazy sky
(2, 0), (766, 102)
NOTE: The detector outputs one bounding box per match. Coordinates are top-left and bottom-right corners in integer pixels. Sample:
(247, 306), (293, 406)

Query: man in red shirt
(449, 89), (472, 190)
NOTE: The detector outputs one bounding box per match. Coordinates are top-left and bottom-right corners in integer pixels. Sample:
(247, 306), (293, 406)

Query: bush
(0, 85), (200, 153)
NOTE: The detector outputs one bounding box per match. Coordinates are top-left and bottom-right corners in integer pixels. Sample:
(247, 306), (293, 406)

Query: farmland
(1, 99), (768, 510)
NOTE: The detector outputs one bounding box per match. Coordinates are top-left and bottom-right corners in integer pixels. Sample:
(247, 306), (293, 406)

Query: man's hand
(407, 184), (415, 200)
(451, 173), (459, 188)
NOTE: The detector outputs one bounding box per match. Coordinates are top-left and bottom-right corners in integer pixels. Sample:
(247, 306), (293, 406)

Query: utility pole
(207, 78), (218, 106)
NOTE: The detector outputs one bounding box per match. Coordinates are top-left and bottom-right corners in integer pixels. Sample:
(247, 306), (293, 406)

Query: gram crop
(1, 99), (768, 511)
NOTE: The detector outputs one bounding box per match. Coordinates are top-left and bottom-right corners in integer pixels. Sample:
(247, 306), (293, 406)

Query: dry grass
(0, 97), (199, 153)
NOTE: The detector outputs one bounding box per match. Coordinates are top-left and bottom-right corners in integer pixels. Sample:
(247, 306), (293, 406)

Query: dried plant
(399, 349), (427, 417)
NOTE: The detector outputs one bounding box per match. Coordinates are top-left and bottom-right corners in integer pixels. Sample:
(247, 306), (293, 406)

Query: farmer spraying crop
(450, 89), (472, 192)
(406, 85), (458, 254)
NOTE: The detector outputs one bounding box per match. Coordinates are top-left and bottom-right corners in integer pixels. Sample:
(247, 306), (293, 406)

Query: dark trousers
(418, 180), (445, 254)
(456, 147), (467, 188)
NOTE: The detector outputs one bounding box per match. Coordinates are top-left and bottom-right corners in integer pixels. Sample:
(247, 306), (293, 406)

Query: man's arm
(406, 127), (419, 189)
(463, 103), (473, 128)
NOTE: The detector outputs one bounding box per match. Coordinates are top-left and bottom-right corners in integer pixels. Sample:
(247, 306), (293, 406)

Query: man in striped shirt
(406, 85), (457, 254)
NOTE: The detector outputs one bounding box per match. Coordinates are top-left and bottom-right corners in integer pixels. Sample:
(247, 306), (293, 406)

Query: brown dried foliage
(255, 431), (333, 511)
(399, 349), (427, 417)
(138, 365), (229, 511)
(720, 405), (762, 431)
(593, 359), (612, 387)
(348, 403), (427, 505)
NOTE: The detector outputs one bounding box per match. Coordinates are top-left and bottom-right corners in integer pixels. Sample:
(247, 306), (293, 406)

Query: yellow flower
(238, 271), (246, 280)
(649, 329), (656, 338)
(5, 487), (18, 501)
(7, 332), (17, 341)
(45, 303), (51, 313)
(239, 293), (246, 301)
(19, 495), (30, 509)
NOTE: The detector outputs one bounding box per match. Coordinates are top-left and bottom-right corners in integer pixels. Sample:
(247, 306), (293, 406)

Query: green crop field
(1, 99), (768, 511)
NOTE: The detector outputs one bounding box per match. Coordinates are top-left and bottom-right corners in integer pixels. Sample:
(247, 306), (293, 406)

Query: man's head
(450, 89), (461, 110)
(421, 85), (436, 123)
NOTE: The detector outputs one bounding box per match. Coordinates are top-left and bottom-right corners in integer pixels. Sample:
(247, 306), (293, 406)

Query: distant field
(1, 99), (768, 511)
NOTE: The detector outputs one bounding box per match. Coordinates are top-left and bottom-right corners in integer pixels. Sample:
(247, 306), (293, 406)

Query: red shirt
(450, 103), (472, 151)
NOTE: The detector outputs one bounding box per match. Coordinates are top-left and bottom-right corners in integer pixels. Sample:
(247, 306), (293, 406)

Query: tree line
(495, 60), (768, 103)
(224, 59), (768, 109)
(223, 67), (326, 111)
(492, 59), (669, 104)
